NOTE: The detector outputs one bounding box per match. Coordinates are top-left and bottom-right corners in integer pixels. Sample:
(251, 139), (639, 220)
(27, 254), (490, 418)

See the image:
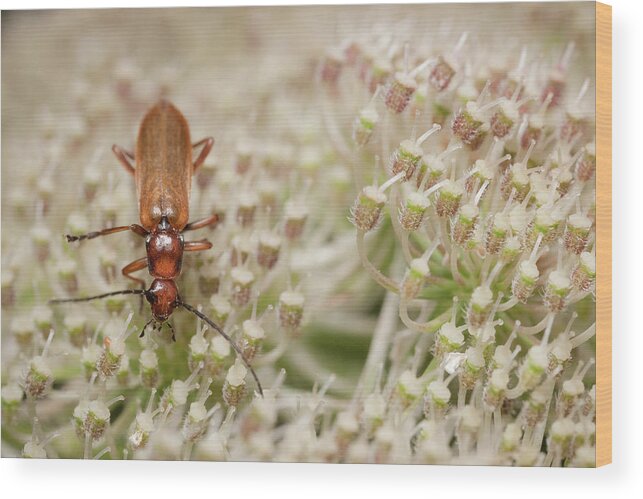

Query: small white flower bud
(384, 72), (417, 114)
(336, 411), (359, 446)
(501, 236), (523, 262)
(426, 380), (451, 409)
(575, 143), (596, 181)
(32, 305), (53, 337)
(230, 234), (252, 266)
(230, 267), (255, 307)
(516, 446), (542, 466)
(549, 337), (573, 373)
(284, 201), (308, 240)
(467, 286), (493, 329)
(345, 438), (372, 464)
(571, 252), (595, 292)
(236, 191), (258, 227)
(512, 261), (539, 303)
(460, 406), (482, 434)
(501, 163), (530, 202)
(22, 437), (49, 459)
(451, 203), (479, 246)
(81, 344), (100, 379)
(484, 213), (509, 255)
(416, 154), (447, 189)
(37, 176), (55, 204)
(189, 334), (209, 371)
(55, 258), (79, 294)
(212, 334), (232, 359)
(257, 231), (281, 269)
(460, 346), (485, 389)
(435, 180), (463, 217)
(83, 164), (101, 200)
(1, 269), (15, 307)
(549, 417), (575, 452)
(519, 346), (548, 392)
(434, 322), (465, 358)
(401, 257), (430, 299)
(85, 400), (111, 440)
(182, 401), (211, 443)
(397, 370), (423, 404)
(2, 383), (24, 417)
(24, 356), (53, 399)
(559, 378), (584, 416)
(574, 420), (596, 448)
(210, 294), (232, 325)
(544, 270), (571, 312)
(490, 102), (518, 138)
(240, 319), (265, 361)
(571, 445), (596, 467)
(367, 57), (393, 93)
(389, 140), (423, 181)
(399, 192), (429, 231)
(279, 289), (305, 334)
(97, 333), (126, 380)
(353, 105), (378, 147)
(235, 142), (253, 175)
(223, 361), (247, 407)
(139, 349), (159, 388)
(204, 335), (230, 377)
(350, 185), (387, 232)
(484, 369), (509, 409)
(320, 47), (343, 85)
(116, 353), (130, 386)
(160, 372), (199, 415)
(564, 214), (592, 254)
(501, 422), (523, 452)
(362, 393), (386, 434)
(429, 56), (456, 91)
(64, 313), (88, 348)
(31, 225), (52, 261)
(129, 411), (155, 450)
(417, 438), (452, 464)
(12, 316), (36, 351)
(451, 102), (488, 150)
(525, 207), (563, 247)
(374, 423), (396, 460)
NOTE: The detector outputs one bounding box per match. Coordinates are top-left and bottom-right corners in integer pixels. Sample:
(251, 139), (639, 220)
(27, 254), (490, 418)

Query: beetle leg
(184, 240), (214, 253)
(122, 257), (148, 313)
(192, 137), (214, 172)
(65, 224), (148, 243)
(112, 144), (136, 175)
(182, 214), (219, 232)
(122, 257), (148, 288)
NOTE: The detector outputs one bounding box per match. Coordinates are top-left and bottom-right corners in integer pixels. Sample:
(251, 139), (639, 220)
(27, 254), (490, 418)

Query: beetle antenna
(178, 301), (264, 397)
(50, 289), (146, 304)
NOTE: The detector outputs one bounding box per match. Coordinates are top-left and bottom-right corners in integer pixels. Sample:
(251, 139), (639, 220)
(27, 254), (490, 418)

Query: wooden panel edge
(595, 0), (612, 468)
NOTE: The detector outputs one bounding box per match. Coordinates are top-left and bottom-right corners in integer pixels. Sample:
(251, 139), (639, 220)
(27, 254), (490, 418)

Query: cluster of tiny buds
(332, 33), (596, 466)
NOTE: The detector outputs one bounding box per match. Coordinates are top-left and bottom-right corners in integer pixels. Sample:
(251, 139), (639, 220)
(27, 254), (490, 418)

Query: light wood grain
(595, 1), (612, 468)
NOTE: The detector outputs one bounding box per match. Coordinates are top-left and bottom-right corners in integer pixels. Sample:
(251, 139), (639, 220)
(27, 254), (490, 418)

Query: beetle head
(145, 278), (179, 322)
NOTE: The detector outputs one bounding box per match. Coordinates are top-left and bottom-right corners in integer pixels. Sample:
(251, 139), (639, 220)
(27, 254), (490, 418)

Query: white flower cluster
(334, 27), (596, 466)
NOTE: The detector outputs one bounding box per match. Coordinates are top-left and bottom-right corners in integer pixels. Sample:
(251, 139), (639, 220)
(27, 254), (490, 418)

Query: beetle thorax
(146, 218), (184, 279)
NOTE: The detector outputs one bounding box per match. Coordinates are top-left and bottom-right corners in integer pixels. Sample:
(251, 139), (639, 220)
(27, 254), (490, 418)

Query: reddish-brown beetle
(51, 100), (263, 395)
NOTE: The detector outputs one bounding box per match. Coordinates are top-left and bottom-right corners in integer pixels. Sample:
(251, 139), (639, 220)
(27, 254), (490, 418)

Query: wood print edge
(595, 0), (612, 468)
